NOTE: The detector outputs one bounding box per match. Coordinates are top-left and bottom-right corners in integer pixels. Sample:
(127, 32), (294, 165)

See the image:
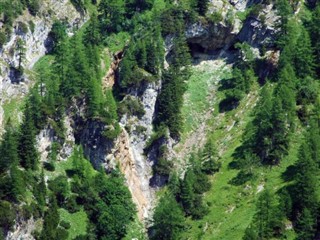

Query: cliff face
(186, 0), (278, 52)
(0, 0), (87, 134)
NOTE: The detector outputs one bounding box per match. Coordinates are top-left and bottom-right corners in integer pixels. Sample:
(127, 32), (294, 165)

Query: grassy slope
(59, 208), (88, 240)
(180, 60), (232, 142)
(44, 150), (92, 239)
(178, 61), (300, 240)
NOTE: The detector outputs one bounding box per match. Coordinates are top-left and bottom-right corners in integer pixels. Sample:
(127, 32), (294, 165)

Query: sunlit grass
(59, 208), (88, 240)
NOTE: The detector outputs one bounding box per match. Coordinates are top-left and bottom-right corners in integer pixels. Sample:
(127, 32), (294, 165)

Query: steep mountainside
(1, 0), (320, 239)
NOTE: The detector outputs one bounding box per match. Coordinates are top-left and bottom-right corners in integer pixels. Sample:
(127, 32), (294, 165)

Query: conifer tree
(311, 6), (320, 76)
(269, 95), (288, 164)
(16, 38), (26, 74)
(294, 28), (315, 79)
(180, 171), (195, 215)
(40, 195), (65, 240)
(253, 86), (273, 162)
(296, 208), (316, 240)
(98, 0), (125, 33)
(18, 104), (39, 170)
(9, 163), (24, 202)
(151, 192), (185, 240)
(0, 125), (18, 174)
(253, 189), (283, 239)
(293, 142), (318, 213)
(201, 136), (220, 174)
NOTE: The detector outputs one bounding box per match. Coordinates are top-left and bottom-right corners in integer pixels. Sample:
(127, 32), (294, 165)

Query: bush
(219, 89), (244, 112)
(249, 4), (263, 18)
(208, 11), (223, 23)
(64, 196), (81, 213)
(153, 157), (173, 177)
(0, 201), (15, 231)
(60, 220), (71, 230)
(18, 22), (28, 34)
(0, 32), (7, 48)
(27, 0), (40, 16)
(102, 123), (121, 140)
(44, 161), (55, 171)
(29, 21), (35, 33)
(118, 97), (145, 118)
(135, 125), (147, 135)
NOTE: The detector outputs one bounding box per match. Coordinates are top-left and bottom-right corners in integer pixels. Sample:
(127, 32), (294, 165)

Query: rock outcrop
(115, 81), (161, 221)
(237, 4), (279, 48)
(186, 21), (239, 51)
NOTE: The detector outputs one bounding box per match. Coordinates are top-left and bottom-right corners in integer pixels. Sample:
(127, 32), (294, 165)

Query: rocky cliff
(0, 0), (87, 134)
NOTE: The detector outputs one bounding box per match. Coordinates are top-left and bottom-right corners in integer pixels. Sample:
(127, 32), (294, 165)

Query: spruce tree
(269, 95), (288, 165)
(18, 104), (39, 170)
(253, 86), (273, 163)
(0, 125), (19, 174)
(201, 136), (220, 174)
(180, 170), (195, 215)
(311, 6), (320, 77)
(40, 195), (63, 240)
(294, 28), (315, 79)
(293, 142), (318, 213)
(98, 0), (125, 33)
(296, 208), (316, 240)
(151, 192), (185, 240)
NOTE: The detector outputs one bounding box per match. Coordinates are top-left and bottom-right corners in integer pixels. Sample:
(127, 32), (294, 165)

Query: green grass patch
(106, 32), (130, 53)
(3, 97), (25, 127)
(236, 8), (251, 22)
(33, 55), (55, 73)
(180, 84), (299, 239)
(59, 208), (88, 240)
(180, 62), (231, 142)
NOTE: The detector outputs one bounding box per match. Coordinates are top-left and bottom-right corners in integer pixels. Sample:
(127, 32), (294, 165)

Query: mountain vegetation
(1, 0), (320, 239)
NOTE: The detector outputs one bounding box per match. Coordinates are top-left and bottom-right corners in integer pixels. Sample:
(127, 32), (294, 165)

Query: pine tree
(53, 35), (70, 85)
(296, 208), (316, 240)
(9, 163), (24, 202)
(293, 142), (318, 213)
(269, 95), (288, 165)
(307, 120), (320, 165)
(294, 28), (315, 79)
(40, 195), (63, 240)
(254, 189), (283, 239)
(180, 170), (195, 215)
(18, 105), (39, 170)
(201, 136), (220, 174)
(34, 170), (46, 210)
(16, 38), (26, 74)
(311, 6), (320, 77)
(151, 192), (185, 240)
(50, 21), (67, 53)
(98, 0), (126, 33)
(253, 86), (273, 163)
(0, 125), (19, 174)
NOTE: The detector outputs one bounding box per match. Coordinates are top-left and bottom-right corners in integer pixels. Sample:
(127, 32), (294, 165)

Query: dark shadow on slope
(228, 160), (241, 169)
(218, 78), (236, 91)
(281, 165), (298, 182)
(229, 171), (254, 186)
(219, 96), (240, 113)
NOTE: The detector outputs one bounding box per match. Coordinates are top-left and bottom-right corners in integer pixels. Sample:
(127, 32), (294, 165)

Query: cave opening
(187, 42), (207, 57)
